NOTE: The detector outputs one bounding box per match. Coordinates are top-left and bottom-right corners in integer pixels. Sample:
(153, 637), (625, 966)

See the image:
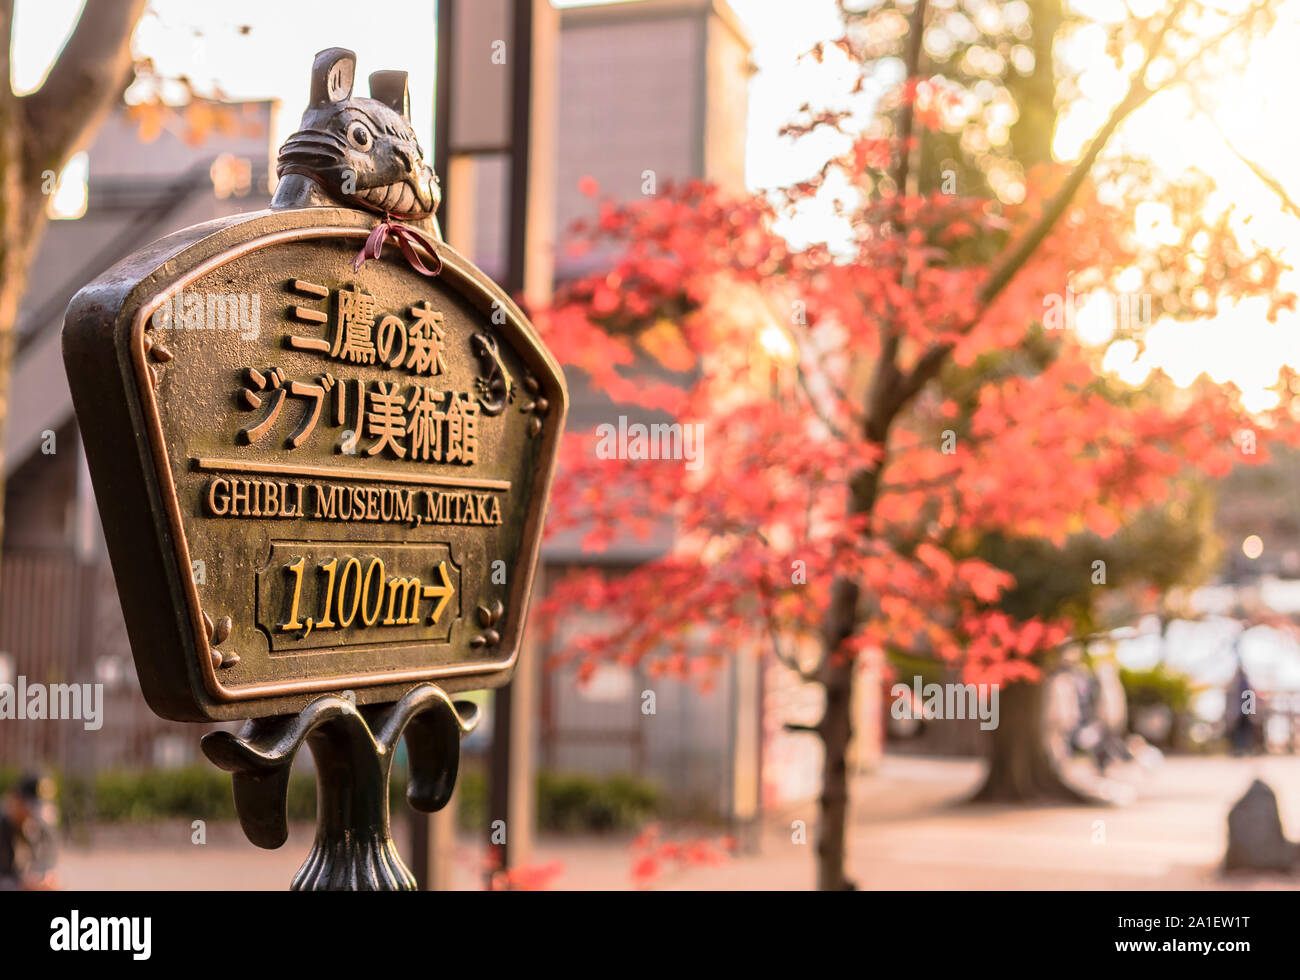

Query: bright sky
(12, 0), (439, 154)
(12, 0), (1300, 410)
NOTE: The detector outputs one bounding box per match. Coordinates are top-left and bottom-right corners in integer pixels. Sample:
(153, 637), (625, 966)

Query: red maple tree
(534, 0), (1297, 889)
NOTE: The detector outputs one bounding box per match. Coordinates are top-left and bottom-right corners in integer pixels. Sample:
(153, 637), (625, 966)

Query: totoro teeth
(353, 182), (424, 216)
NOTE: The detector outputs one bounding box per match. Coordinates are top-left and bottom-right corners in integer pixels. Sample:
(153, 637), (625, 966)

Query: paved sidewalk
(54, 755), (1300, 889)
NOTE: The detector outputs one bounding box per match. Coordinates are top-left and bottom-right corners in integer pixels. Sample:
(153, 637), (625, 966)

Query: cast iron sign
(63, 48), (566, 724)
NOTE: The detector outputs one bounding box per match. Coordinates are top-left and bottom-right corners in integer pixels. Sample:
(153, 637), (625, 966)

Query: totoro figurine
(272, 47), (441, 236)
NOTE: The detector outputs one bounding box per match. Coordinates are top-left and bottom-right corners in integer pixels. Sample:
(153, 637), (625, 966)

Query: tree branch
(19, 0), (146, 194)
(0, 0), (12, 110)
(978, 0), (1190, 310)
(1195, 97), (1300, 222)
(767, 622), (821, 684)
(888, 339), (950, 417)
(865, 0), (929, 442)
(886, 1), (1218, 418)
(891, 0), (929, 198)
(0, 0), (17, 198)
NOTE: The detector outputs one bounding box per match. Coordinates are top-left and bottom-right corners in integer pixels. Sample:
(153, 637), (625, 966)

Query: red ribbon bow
(352, 217), (443, 277)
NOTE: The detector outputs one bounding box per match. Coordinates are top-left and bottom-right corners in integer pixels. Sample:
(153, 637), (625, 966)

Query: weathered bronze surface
(62, 50), (567, 723)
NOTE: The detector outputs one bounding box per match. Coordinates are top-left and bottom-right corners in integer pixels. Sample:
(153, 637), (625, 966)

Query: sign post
(61, 47), (566, 890)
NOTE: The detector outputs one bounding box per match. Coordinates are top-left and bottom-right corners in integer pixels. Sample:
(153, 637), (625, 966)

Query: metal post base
(201, 683), (479, 891)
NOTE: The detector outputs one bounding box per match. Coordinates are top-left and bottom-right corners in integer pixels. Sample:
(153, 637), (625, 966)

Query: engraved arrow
(422, 561), (455, 624)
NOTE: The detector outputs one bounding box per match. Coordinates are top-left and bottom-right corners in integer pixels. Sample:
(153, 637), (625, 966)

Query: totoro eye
(346, 122), (373, 150)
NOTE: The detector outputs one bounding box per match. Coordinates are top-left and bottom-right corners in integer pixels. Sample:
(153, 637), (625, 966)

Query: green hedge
(0, 765), (662, 833)
(454, 769), (661, 832)
(0, 766), (319, 825)
(1119, 664), (1194, 712)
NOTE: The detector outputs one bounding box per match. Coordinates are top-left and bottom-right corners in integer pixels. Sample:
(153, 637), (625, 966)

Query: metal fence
(0, 550), (204, 775)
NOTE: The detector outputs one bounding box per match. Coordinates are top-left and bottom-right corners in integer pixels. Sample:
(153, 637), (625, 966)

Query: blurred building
(514, 0), (878, 821)
(450, 0), (749, 284)
(539, 0), (758, 815)
(443, 0), (779, 821)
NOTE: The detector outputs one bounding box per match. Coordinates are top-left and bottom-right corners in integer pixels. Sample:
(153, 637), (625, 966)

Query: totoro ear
(310, 47), (356, 107)
(368, 71), (410, 120)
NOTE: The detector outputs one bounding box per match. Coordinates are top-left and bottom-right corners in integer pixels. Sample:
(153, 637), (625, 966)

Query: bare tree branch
(891, 0), (929, 198)
(19, 0), (146, 197)
(0, 0), (13, 110)
(884, 0), (1257, 417)
(978, 0), (1190, 311)
(793, 358), (852, 441)
(889, 339), (948, 416)
(867, 0), (930, 440)
(1194, 95), (1300, 221)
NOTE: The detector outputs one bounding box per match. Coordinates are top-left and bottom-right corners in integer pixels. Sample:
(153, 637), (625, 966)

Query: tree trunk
(815, 655), (856, 890)
(0, 0), (145, 559)
(0, 186), (45, 554)
(971, 678), (1092, 803)
(0, 0), (22, 555)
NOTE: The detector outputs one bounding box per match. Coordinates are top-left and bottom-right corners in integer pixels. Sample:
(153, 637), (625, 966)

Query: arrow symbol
(422, 561), (455, 624)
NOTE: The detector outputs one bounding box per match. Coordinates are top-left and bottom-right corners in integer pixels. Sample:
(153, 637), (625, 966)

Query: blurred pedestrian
(1227, 645), (1260, 757)
(0, 773), (60, 890)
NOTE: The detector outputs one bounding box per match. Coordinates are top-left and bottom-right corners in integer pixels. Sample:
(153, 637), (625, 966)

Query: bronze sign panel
(64, 206), (566, 721)
(61, 44), (564, 890)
